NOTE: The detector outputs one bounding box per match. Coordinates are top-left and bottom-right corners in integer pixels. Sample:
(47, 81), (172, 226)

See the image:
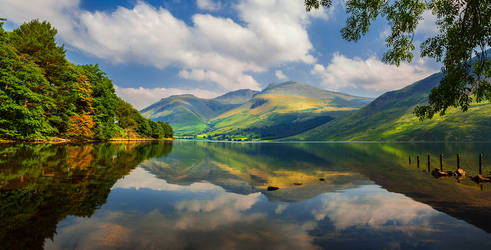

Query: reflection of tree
(292, 142), (491, 233)
(0, 141), (173, 250)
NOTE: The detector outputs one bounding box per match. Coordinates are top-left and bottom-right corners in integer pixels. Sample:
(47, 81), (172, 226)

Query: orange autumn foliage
(67, 113), (95, 138)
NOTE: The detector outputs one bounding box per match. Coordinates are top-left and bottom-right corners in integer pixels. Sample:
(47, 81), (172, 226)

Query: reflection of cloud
(174, 192), (263, 230)
(275, 204), (288, 214)
(47, 191), (318, 249)
(312, 186), (436, 230)
(44, 212), (132, 250)
(112, 167), (221, 192)
(176, 192), (260, 213)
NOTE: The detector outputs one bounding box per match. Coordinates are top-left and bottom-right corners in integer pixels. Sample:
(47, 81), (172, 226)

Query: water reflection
(0, 142), (172, 250)
(1, 141), (491, 249)
(46, 167), (491, 249)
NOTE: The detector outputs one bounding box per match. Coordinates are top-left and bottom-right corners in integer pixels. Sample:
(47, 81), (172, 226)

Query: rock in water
(267, 186), (279, 191)
(456, 168), (466, 177)
(432, 168), (449, 178)
(471, 174), (491, 183)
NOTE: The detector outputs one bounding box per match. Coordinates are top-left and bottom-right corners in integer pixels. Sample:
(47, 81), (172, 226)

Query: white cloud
(197, 0), (221, 11)
(311, 53), (434, 92)
(0, 0), (80, 39)
(274, 70), (287, 80)
(0, 0), (328, 92)
(415, 10), (438, 35)
(114, 85), (220, 110)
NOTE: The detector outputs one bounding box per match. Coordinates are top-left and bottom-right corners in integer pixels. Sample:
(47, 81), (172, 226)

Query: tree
(66, 113), (95, 138)
(0, 19), (174, 140)
(81, 64), (118, 139)
(306, 0), (490, 119)
(9, 20), (67, 86)
(158, 121), (173, 138)
(0, 22), (56, 139)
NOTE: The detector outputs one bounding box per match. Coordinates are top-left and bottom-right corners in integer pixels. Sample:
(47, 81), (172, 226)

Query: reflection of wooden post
(440, 153), (444, 171)
(427, 155), (431, 172)
(409, 156), (411, 165)
(417, 155), (420, 168)
(479, 153), (483, 175)
(457, 154), (460, 169)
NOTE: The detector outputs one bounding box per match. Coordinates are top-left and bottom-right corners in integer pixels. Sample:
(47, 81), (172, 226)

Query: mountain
(261, 81), (372, 105)
(142, 81), (372, 138)
(140, 94), (236, 135)
(212, 89), (260, 104)
(291, 72), (491, 141)
(208, 81), (372, 140)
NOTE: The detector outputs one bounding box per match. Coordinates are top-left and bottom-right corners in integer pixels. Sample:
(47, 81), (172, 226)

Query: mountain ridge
(141, 81), (373, 138)
(289, 72), (491, 141)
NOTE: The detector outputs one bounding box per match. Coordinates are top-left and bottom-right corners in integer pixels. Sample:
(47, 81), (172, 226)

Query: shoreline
(0, 138), (176, 144)
(2, 138), (489, 144)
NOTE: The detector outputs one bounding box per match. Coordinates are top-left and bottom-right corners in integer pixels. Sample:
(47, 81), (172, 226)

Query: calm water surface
(1, 141), (491, 249)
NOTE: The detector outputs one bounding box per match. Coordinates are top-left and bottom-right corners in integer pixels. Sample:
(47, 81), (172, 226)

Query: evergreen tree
(0, 19), (173, 140)
(0, 23), (55, 139)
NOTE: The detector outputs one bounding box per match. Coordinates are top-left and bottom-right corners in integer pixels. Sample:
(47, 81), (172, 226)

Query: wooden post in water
(440, 153), (444, 171)
(427, 154), (431, 172)
(479, 153), (483, 175)
(457, 154), (460, 169)
(417, 155), (420, 168)
(409, 156), (411, 165)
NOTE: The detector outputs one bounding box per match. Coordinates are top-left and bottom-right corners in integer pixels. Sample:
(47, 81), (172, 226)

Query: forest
(0, 20), (172, 140)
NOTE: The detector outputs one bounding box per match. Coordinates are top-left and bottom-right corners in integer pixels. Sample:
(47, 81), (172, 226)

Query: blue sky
(0, 0), (441, 109)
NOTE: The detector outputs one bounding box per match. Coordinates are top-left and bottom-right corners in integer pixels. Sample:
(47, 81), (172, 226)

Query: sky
(0, 0), (441, 109)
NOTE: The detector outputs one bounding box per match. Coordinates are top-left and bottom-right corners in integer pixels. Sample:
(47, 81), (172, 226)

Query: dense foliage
(0, 20), (172, 140)
(305, 0), (490, 119)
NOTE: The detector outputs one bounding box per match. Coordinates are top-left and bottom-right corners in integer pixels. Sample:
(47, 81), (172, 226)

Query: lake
(1, 141), (491, 249)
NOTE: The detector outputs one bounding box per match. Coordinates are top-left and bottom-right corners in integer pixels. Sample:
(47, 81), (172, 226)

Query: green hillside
(291, 73), (491, 141)
(140, 91), (253, 135)
(142, 81), (372, 139)
(206, 81), (372, 140)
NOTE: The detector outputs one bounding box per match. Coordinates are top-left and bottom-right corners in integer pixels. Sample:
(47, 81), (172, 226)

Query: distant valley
(141, 81), (372, 140)
(142, 76), (491, 141)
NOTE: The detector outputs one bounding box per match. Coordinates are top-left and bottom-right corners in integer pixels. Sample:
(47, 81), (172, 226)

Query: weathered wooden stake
(440, 153), (444, 171)
(457, 153), (460, 169)
(427, 154), (431, 172)
(479, 153), (483, 175)
(409, 156), (411, 165)
(417, 155), (420, 168)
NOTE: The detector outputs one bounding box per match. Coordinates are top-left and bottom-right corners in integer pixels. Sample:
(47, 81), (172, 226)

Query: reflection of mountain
(0, 142), (173, 250)
(141, 141), (491, 233)
(289, 142), (491, 233)
(141, 142), (370, 202)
